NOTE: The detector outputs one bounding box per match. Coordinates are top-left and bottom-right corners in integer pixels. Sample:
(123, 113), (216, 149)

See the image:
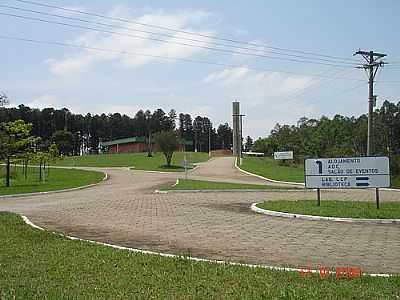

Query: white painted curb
(0, 172), (108, 199)
(20, 215), (392, 277)
(158, 189), (307, 194)
(251, 203), (400, 224)
(235, 158), (305, 186)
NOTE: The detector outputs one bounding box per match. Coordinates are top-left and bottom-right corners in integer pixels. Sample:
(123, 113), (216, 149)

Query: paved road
(1, 157), (399, 273)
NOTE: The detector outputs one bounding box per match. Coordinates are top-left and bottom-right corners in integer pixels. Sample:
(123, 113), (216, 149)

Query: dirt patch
(196, 202), (254, 216)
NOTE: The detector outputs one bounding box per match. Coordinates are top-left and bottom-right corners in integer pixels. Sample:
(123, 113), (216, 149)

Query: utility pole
(353, 50), (386, 156)
(208, 127), (211, 157)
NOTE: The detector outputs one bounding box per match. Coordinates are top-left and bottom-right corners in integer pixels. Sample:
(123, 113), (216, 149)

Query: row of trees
(0, 120), (60, 187)
(252, 100), (400, 174)
(0, 106), (233, 155)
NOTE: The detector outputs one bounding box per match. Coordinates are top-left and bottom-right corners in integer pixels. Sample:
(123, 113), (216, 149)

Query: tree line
(0, 105), (233, 155)
(253, 100), (400, 175)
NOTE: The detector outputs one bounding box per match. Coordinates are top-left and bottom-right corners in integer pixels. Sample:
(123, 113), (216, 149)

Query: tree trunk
(24, 159), (28, 180)
(6, 156), (10, 187)
(39, 159), (42, 182)
(166, 152), (173, 167)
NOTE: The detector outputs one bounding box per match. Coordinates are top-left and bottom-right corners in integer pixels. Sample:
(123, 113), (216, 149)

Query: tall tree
(0, 120), (39, 187)
(245, 136), (254, 152)
(154, 131), (180, 167)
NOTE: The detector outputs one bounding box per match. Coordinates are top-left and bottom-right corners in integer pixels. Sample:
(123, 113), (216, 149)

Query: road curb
(251, 203), (400, 224)
(0, 171), (108, 199)
(20, 215), (393, 277)
(234, 158), (305, 186)
(156, 188), (308, 194)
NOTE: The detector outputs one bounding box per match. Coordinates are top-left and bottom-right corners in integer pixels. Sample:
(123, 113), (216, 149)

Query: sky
(1, 0), (399, 139)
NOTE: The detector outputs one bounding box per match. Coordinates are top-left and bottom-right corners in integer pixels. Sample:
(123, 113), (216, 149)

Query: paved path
(1, 157), (399, 274)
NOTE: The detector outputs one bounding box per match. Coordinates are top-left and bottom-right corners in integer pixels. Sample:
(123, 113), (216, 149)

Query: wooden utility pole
(353, 50), (386, 156)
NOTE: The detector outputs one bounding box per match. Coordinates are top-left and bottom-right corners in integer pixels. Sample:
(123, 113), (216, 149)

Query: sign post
(305, 157), (390, 208)
(274, 151), (294, 160)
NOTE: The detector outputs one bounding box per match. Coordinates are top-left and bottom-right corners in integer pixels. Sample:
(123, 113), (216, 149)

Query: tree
(52, 130), (74, 155)
(245, 136), (254, 152)
(154, 131), (180, 167)
(0, 120), (39, 187)
(217, 123), (233, 150)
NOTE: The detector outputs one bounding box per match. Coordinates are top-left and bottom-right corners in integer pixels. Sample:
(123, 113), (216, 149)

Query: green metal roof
(100, 136), (146, 147)
(100, 136), (193, 147)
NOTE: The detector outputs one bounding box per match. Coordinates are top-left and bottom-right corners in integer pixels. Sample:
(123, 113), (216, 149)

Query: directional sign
(305, 157), (390, 189)
(274, 151), (293, 160)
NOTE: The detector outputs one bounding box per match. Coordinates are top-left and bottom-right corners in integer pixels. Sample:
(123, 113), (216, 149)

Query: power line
(375, 80), (400, 84)
(281, 68), (362, 105)
(303, 82), (366, 108)
(11, 0), (360, 64)
(279, 68), (349, 103)
(0, 34), (365, 82)
(0, 4), (359, 66)
(0, 11), (357, 68)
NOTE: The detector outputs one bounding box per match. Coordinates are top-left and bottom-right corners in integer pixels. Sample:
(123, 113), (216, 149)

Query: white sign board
(305, 157), (390, 189)
(274, 151), (293, 160)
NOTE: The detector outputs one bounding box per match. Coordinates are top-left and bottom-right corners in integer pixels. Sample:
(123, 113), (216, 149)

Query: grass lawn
(0, 167), (104, 196)
(51, 152), (209, 171)
(392, 176), (400, 189)
(163, 179), (300, 191)
(0, 213), (399, 299)
(241, 157), (305, 183)
(257, 200), (400, 219)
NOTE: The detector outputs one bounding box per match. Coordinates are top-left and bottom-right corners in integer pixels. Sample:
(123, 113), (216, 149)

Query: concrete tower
(232, 101), (241, 157)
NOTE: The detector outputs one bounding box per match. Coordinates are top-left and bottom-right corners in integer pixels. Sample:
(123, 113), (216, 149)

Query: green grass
(163, 179), (300, 191)
(241, 157), (304, 183)
(52, 152), (209, 171)
(0, 166), (104, 196)
(257, 200), (400, 219)
(392, 176), (400, 188)
(242, 157), (400, 189)
(0, 213), (399, 299)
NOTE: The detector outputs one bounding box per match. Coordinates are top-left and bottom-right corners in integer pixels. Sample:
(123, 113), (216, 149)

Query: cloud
(203, 67), (316, 137)
(48, 9), (214, 75)
(204, 67), (312, 103)
(24, 94), (62, 110)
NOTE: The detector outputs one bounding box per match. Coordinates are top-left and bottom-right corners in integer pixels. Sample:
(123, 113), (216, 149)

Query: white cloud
(21, 94), (141, 118)
(204, 67), (312, 103)
(48, 9), (214, 75)
(203, 67), (316, 137)
(24, 94), (62, 110)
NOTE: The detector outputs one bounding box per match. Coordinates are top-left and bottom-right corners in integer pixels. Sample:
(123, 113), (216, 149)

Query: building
(100, 136), (193, 154)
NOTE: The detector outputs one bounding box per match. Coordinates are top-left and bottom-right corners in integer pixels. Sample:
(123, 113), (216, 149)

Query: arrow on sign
(356, 182), (370, 187)
(356, 177), (369, 181)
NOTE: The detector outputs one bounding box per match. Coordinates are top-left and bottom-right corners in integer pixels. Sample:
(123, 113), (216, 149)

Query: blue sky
(1, 0), (399, 138)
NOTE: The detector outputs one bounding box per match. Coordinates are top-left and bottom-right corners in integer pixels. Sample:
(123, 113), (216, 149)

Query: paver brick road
(1, 157), (399, 273)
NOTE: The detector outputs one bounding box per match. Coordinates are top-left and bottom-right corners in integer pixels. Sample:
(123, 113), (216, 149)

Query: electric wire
(11, 0), (360, 63)
(0, 34), (365, 82)
(0, 11), (358, 68)
(0, 4), (359, 66)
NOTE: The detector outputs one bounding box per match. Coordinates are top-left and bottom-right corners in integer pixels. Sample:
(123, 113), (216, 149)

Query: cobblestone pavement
(1, 157), (399, 273)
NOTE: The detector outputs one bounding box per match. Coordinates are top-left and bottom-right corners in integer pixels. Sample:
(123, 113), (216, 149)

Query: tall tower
(232, 101), (241, 157)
